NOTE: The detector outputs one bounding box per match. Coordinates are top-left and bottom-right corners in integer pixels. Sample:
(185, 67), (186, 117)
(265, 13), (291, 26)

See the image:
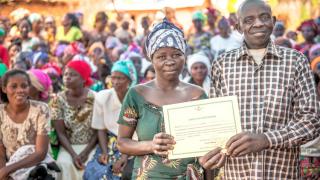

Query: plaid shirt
(210, 42), (320, 179)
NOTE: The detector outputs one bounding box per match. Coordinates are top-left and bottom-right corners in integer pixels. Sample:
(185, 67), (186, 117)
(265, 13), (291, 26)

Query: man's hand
(199, 147), (226, 170)
(226, 132), (270, 157)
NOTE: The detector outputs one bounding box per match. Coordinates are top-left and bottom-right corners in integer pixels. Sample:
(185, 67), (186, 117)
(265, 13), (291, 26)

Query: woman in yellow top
(56, 13), (83, 44)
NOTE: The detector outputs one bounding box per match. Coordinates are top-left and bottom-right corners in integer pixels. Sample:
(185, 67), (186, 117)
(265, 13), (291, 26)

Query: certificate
(163, 96), (241, 160)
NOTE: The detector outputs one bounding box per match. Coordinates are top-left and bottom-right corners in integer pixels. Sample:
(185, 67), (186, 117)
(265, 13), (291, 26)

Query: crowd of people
(0, 0), (319, 179)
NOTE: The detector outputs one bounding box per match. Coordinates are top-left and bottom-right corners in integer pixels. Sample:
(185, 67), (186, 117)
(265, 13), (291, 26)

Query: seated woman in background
(184, 52), (211, 96)
(27, 69), (52, 102)
(0, 69), (57, 179)
(51, 60), (97, 180)
(117, 18), (206, 179)
(84, 60), (137, 180)
(140, 64), (155, 83)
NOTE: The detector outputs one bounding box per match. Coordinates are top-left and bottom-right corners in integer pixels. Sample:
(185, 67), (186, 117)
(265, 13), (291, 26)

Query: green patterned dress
(118, 87), (207, 180)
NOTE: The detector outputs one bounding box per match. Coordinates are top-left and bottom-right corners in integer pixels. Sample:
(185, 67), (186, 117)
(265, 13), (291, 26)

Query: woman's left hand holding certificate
(150, 132), (176, 156)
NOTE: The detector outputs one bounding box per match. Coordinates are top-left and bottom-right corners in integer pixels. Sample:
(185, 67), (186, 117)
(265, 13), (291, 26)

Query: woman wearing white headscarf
(184, 52), (211, 95)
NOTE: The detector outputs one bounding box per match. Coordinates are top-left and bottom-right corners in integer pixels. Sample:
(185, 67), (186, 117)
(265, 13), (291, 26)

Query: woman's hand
(150, 133), (175, 156)
(199, 147), (226, 170)
(71, 154), (85, 170)
(79, 151), (89, 164)
(112, 155), (128, 174)
(98, 153), (109, 165)
(0, 167), (10, 180)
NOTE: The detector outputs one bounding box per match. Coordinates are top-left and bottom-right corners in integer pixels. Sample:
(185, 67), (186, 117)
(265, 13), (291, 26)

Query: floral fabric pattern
(0, 100), (50, 159)
(50, 90), (95, 144)
(118, 88), (206, 179)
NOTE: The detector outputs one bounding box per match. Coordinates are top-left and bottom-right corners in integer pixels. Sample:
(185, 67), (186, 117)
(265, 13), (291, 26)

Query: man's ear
(235, 22), (243, 34)
(272, 16), (277, 26)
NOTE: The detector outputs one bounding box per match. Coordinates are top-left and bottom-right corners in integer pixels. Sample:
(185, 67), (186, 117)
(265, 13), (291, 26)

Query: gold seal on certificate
(163, 96), (241, 160)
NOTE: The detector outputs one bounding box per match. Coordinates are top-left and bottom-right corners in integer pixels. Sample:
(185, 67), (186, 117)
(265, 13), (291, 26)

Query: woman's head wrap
(187, 52), (211, 75)
(27, 69), (52, 100)
(0, 28), (5, 37)
(145, 18), (186, 60)
(66, 60), (93, 87)
(88, 42), (105, 56)
(297, 19), (318, 34)
(311, 56), (320, 72)
(0, 63), (8, 77)
(64, 42), (86, 56)
(111, 60), (137, 87)
(32, 51), (49, 66)
(192, 11), (206, 23)
(41, 62), (62, 77)
(28, 13), (42, 24)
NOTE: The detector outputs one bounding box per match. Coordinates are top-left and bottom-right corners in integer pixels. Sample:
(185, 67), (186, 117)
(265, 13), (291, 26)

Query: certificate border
(165, 99), (240, 157)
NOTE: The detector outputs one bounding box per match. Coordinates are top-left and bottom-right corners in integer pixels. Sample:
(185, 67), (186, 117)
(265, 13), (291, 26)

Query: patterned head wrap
(145, 18), (186, 60)
(32, 51), (49, 67)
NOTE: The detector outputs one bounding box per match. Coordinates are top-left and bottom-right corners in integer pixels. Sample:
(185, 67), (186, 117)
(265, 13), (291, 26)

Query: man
(199, 0), (320, 179)
(210, 17), (242, 60)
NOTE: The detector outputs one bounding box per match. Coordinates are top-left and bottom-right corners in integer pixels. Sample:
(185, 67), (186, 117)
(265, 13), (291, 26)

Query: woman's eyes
(9, 83), (29, 89)
(157, 53), (182, 60)
(172, 53), (182, 58)
(156, 55), (166, 60)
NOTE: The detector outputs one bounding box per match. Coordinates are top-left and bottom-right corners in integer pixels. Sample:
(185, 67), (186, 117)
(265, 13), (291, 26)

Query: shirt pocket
(263, 84), (292, 130)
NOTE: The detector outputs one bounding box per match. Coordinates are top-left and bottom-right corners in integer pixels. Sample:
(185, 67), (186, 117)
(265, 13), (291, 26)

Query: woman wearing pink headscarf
(27, 69), (52, 102)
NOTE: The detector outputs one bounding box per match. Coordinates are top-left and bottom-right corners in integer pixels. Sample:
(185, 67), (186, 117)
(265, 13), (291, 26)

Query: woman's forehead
(154, 47), (182, 54)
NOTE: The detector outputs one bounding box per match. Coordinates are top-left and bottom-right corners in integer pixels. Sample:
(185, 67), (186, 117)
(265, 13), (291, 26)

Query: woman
(294, 19), (318, 60)
(51, 60), (97, 180)
(55, 13), (82, 44)
(28, 13), (43, 40)
(141, 65), (155, 83)
(184, 52), (211, 96)
(18, 19), (40, 52)
(300, 73), (320, 179)
(86, 11), (109, 46)
(0, 63), (8, 103)
(0, 69), (56, 179)
(117, 18), (206, 179)
(88, 42), (108, 92)
(309, 44), (320, 61)
(187, 11), (212, 57)
(27, 69), (52, 102)
(84, 60), (137, 180)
